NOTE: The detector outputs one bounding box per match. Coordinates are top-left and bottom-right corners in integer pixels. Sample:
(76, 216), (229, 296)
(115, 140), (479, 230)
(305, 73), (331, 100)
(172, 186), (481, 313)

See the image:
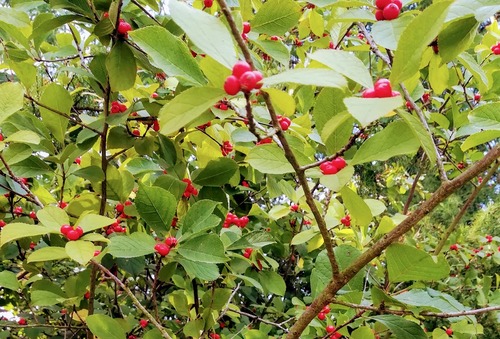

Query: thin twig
(91, 261), (172, 339)
(0, 156), (44, 208)
(131, 0), (162, 25)
(218, 282), (242, 320)
(230, 309), (289, 332)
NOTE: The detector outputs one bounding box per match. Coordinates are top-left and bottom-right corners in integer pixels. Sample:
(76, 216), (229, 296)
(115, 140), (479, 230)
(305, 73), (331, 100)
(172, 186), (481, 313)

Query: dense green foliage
(0, 0), (499, 338)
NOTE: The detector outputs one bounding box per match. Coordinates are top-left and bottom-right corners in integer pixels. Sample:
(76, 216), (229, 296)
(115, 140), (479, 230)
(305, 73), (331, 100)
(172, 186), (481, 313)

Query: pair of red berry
(60, 224), (84, 241)
(362, 78), (400, 98)
(105, 220), (126, 235)
(110, 101), (127, 114)
(317, 305), (331, 320)
(154, 237), (178, 256)
(214, 101), (229, 111)
(243, 247), (253, 258)
(197, 121), (212, 130)
(224, 61), (263, 95)
(340, 215), (351, 227)
(319, 157), (347, 175)
(374, 0), (402, 21)
(491, 42), (500, 55)
(223, 212), (249, 228)
(277, 115), (291, 131)
(182, 178), (198, 198)
(221, 140), (233, 156)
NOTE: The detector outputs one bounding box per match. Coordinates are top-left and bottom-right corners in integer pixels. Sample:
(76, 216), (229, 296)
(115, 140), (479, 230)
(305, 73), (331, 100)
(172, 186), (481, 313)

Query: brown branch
(230, 309), (290, 333)
(357, 22), (391, 65)
(403, 167), (422, 215)
(218, 282), (241, 320)
(91, 261), (172, 339)
(131, 0), (162, 25)
(287, 144), (500, 338)
(25, 95), (103, 135)
(434, 161), (499, 254)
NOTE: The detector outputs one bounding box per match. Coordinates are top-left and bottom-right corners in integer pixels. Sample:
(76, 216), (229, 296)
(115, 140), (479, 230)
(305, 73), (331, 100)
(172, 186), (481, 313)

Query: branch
(434, 160), (499, 254)
(287, 145), (500, 338)
(403, 166), (422, 215)
(357, 23), (391, 65)
(91, 261), (173, 339)
(131, 0), (162, 25)
(230, 309), (290, 333)
(25, 95), (103, 136)
(218, 281), (241, 320)
(215, 0), (341, 278)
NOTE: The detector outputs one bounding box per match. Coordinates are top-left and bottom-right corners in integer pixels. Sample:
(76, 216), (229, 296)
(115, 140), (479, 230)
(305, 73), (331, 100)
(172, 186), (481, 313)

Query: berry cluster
(111, 101), (127, 114)
(485, 235), (493, 243)
(243, 247), (253, 258)
(221, 140), (233, 156)
(277, 115), (291, 131)
(317, 305), (331, 320)
(154, 236), (177, 256)
(374, 0), (402, 21)
(182, 178), (198, 198)
(116, 200), (133, 219)
(340, 215), (351, 227)
(223, 212), (249, 228)
(224, 61), (263, 95)
(319, 157), (347, 175)
(362, 79), (400, 98)
(491, 42), (500, 55)
(60, 224), (84, 241)
(13, 206), (23, 216)
(214, 100), (229, 111)
(326, 326), (342, 338)
(117, 19), (132, 38)
(105, 219), (126, 235)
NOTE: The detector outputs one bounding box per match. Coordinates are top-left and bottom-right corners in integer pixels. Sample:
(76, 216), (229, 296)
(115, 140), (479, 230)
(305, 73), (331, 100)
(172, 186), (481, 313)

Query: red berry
(374, 78), (392, 97)
(60, 224), (72, 235)
(383, 3), (400, 20)
(256, 137), (273, 145)
(154, 243), (171, 256)
(318, 312), (326, 321)
(84, 291), (90, 299)
(151, 92), (159, 99)
(243, 22), (251, 34)
(422, 92), (430, 103)
(331, 333), (343, 339)
(474, 93), (481, 101)
(406, 101), (413, 110)
(153, 120), (160, 132)
(239, 71), (258, 92)
(253, 71), (264, 89)
(116, 203), (124, 213)
(20, 177), (28, 185)
(132, 129), (141, 136)
(93, 250), (101, 256)
(320, 162), (338, 175)
(278, 116), (291, 131)
(326, 325), (336, 333)
(18, 318), (27, 325)
(241, 180), (250, 187)
(270, 36), (280, 41)
(492, 45), (500, 55)
(392, 0), (403, 9)
(375, 0), (391, 9)
(74, 157), (81, 165)
(243, 251), (251, 258)
(362, 88), (377, 98)
(165, 237), (178, 247)
(290, 204), (299, 212)
(14, 206), (23, 215)
(221, 140), (233, 156)
(375, 9), (385, 21)
(139, 319), (149, 328)
(117, 21), (132, 35)
(219, 103), (228, 110)
(331, 157), (346, 170)
(224, 75), (241, 95)
(232, 61), (252, 78)
(66, 229), (81, 241)
(204, 0), (213, 7)
(103, 12), (109, 18)
(209, 334), (220, 339)
(322, 305), (331, 314)
(449, 244), (459, 251)
(329, 41), (335, 49)
(29, 211), (36, 219)
(0, 133), (3, 141)
(0, 220), (6, 228)
(445, 328), (453, 336)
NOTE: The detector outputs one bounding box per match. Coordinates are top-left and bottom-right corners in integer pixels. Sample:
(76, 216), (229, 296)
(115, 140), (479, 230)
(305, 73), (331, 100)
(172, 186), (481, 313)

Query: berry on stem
(224, 75), (241, 95)
(154, 243), (171, 256)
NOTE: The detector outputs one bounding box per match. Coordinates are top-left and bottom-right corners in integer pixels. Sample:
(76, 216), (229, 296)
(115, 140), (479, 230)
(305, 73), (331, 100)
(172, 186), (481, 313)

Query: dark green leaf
(181, 199), (220, 234)
(106, 41), (136, 91)
(135, 184), (177, 235)
(108, 233), (156, 258)
(251, 0), (302, 36)
(192, 158), (238, 186)
(178, 234), (228, 263)
(87, 314), (126, 339)
(370, 315), (427, 339)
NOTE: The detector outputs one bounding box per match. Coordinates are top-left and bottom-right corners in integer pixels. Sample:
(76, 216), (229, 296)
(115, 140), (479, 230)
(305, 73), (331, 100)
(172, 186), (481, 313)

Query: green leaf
(371, 16), (413, 51)
(125, 158), (162, 176)
(312, 88), (347, 134)
(340, 187), (372, 228)
(447, 0), (500, 22)
(182, 199), (220, 234)
(370, 315), (427, 339)
(178, 234), (228, 263)
(321, 165), (354, 192)
(108, 232), (156, 258)
(0, 223), (49, 247)
(468, 103), (500, 130)
(351, 120), (420, 165)
(259, 271), (286, 296)
(438, 17), (478, 64)
(310, 49), (372, 88)
(193, 158), (238, 187)
(251, 0), (302, 36)
(37, 206), (69, 232)
(106, 41), (136, 91)
(344, 96), (403, 127)
(461, 130), (500, 151)
(351, 326), (375, 339)
(158, 87), (226, 135)
(178, 258), (220, 281)
(28, 247), (69, 262)
(246, 144), (293, 174)
(135, 184), (176, 235)
(10, 156), (51, 177)
(72, 166), (105, 182)
(263, 68), (347, 88)
(65, 240), (95, 265)
(394, 289), (471, 315)
(39, 83), (71, 143)
(77, 214), (115, 233)
(457, 52), (489, 92)
(397, 111), (437, 165)
(129, 26), (206, 86)
(390, 1), (453, 84)
(4, 130), (41, 144)
(386, 243), (450, 282)
(168, 0), (237, 69)
(291, 229), (319, 245)
(87, 314), (127, 339)
(31, 280), (66, 307)
(320, 111), (355, 154)
(0, 271), (20, 290)
(428, 54), (450, 94)
(249, 39), (290, 66)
